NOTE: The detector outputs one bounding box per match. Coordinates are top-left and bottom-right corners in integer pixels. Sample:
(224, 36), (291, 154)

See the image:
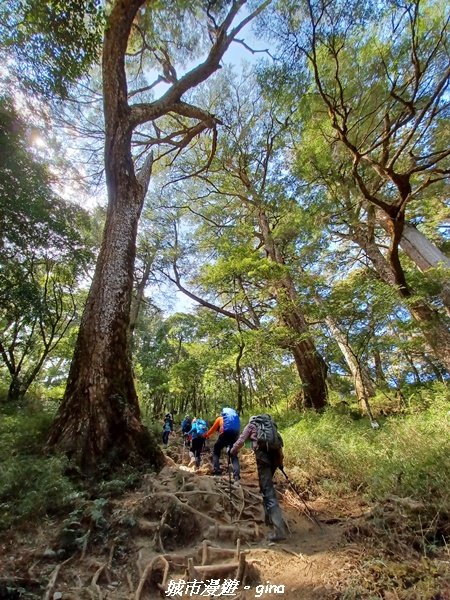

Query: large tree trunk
(289, 340), (328, 410)
(377, 212), (450, 315)
(47, 0), (164, 472)
(47, 166), (162, 471)
(258, 209), (328, 410)
(6, 375), (23, 403)
(354, 233), (450, 373)
(47, 0), (270, 470)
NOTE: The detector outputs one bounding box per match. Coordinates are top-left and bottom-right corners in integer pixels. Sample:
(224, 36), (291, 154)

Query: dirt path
(1, 440), (446, 599)
(0, 444), (364, 599)
(193, 452), (358, 600)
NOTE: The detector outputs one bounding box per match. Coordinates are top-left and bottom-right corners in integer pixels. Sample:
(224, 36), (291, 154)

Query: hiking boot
(267, 506), (288, 542)
(212, 470), (222, 476)
(267, 530), (287, 543)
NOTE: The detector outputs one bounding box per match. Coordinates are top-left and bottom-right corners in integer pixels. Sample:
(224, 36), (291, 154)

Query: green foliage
(0, 0), (104, 97)
(96, 471), (142, 498)
(0, 96), (94, 261)
(89, 497), (108, 527)
(0, 97), (95, 401)
(128, 0), (210, 65)
(281, 386), (450, 507)
(0, 408), (82, 529)
(0, 455), (76, 529)
(0, 409), (54, 456)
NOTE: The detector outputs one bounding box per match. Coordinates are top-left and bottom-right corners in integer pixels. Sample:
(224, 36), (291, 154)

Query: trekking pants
(191, 437), (205, 467)
(255, 448), (282, 514)
(212, 431), (240, 479)
(162, 430), (170, 445)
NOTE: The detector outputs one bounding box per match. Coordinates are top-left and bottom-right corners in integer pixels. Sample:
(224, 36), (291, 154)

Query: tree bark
(377, 212), (450, 316)
(324, 316), (376, 417)
(353, 232), (450, 373)
(47, 161), (162, 470)
(6, 375), (23, 403)
(373, 349), (386, 385)
(47, 0), (163, 472)
(258, 209), (328, 410)
(129, 239), (158, 337)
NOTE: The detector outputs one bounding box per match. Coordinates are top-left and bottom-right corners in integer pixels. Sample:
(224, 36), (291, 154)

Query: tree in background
(0, 97), (95, 402)
(264, 0), (450, 369)
(42, 0), (271, 471)
(154, 71), (329, 409)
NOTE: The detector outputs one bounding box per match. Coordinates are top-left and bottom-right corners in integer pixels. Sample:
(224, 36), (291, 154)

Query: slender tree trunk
(407, 302), (450, 372)
(325, 316), (376, 416)
(373, 349), (386, 385)
(192, 389), (198, 416)
(421, 354), (445, 382)
(258, 209), (328, 410)
(403, 350), (421, 384)
(235, 341), (245, 414)
(129, 245), (157, 336)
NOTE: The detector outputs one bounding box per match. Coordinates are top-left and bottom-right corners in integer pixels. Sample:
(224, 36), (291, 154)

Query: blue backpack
(191, 419), (208, 439)
(221, 408), (240, 433)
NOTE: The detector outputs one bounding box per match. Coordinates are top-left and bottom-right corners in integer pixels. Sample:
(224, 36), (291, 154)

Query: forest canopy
(0, 0), (448, 466)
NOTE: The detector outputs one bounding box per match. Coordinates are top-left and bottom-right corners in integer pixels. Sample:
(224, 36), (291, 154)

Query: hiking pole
(227, 447), (233, 519)
(279, 467), (322, 529)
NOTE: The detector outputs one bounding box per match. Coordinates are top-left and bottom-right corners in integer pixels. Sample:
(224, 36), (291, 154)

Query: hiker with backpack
(181, 415), (193, 447)
(165, 412), (174, 430)
(203, 407), (241, 481)
(161, 412), (174, 446)
(229, 414), (288, 542)
(187, 417), (208, 468)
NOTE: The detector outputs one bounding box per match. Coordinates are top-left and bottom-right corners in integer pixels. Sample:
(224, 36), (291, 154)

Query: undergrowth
(280, 389), (450, 505)
(277, 385), (450, 596)
(0, 409), (77, 529)
(0, 407), (145, 531)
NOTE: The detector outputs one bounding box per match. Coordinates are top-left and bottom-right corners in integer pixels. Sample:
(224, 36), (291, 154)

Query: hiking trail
(0, 434), (435, 599)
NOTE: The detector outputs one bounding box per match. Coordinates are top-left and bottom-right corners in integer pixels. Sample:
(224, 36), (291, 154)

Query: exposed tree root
(2, 437), (448, 600)
(135, 555), (169, 599)
(43, 557), (72, 600)
(15, 442), (297, 599)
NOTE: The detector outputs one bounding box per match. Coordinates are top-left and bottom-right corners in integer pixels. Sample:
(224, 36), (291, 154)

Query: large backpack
(250, 414), (283, 451)
(182, 417), (192, 433)
(221, 407), (240, 433)
(191, 419), (208, 439)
